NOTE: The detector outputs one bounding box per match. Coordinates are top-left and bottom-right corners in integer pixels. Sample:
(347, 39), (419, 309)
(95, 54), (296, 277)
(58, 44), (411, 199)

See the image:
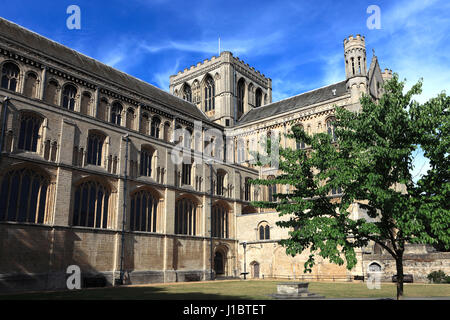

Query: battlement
(232, 55), (268, 81)
(344, 34), (366, 53)
(344, 34), (365, 45)
(170, 50), (270, 84)
(171, 54), (221, 78)
(382, 68), (393, 81)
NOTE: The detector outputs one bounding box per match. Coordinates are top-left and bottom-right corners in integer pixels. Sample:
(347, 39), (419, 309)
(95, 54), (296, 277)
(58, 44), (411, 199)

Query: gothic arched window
(126, 108), (135, 130)
(175, 197), (198, 235)
(192, 80), (200, 103)
(1, 62), (20, 92)
(129, 189), (159, 232)
(327, 117), (337, 142)
(0, 168), (49, 223)
(216, 170), (227, 196)
(182, 83), (192, 102)
(141, 113), (149, 135)
(331, 186), (342, 195)
(62, 84), (77, 110)
(237, 138), (246, 164)
(140, 146), (154, 177)
(212, 203), (229, 238)
(204, 75), (215, 111)
(268, 175), (277, 202)
(258, 222), (270, 240)
(182, 161), (192, 185)
(110, 102), (123, 125)
(87, 131), (105, 166)
(18, 112), (42, 152)
(150, 116), (161, 138)
(255, 88), (263, 107)
(244, 177), (252, 201)
(237, 78), (245, 116)
(72, 180), (110, 228)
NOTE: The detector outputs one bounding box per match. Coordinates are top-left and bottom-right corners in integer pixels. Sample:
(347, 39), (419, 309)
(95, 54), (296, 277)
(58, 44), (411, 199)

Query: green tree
(251, 75), (449, 300)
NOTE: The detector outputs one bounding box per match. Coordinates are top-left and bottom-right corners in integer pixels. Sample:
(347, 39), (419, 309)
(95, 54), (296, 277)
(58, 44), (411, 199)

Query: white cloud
(139, 32), (284, 57)
(153, 59), (180, 91)
(372, 0), (450, 102)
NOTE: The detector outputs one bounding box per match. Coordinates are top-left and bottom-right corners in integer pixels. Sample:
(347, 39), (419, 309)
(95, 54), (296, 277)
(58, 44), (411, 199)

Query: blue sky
(1, 0), (449, 179)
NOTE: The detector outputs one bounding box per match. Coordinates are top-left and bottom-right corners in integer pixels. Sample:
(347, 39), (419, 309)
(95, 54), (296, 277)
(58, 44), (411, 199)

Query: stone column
(93, 87), (99, 118)
(39, 66), (47, 100)
(164, 188), (175, 234)
(52, 168), (73, 226)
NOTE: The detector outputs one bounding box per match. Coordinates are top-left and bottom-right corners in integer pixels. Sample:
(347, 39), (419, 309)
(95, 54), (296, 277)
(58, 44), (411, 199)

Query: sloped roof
(0, 18), (209, 121)
(238, 81), (348, 125)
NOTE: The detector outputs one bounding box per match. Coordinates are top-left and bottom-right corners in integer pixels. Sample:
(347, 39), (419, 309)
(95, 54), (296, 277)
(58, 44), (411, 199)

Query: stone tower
(344, 34), (368, 104)
(169, 51), (272, 126)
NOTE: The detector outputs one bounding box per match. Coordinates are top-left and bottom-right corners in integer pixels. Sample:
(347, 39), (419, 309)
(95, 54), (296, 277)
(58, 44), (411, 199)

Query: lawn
(1, 280), (449, 300)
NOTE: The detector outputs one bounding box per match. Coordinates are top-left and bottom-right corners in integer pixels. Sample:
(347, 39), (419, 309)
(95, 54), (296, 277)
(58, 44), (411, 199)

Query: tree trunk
(395, 255), (404, 300)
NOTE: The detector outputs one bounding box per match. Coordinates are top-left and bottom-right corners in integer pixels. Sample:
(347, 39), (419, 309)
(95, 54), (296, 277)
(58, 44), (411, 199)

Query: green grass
(1, 280), (449, 300)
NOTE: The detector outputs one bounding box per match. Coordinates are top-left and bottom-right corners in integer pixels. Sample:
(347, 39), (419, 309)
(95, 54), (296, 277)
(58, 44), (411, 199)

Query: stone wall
(363, 251), (450, 283)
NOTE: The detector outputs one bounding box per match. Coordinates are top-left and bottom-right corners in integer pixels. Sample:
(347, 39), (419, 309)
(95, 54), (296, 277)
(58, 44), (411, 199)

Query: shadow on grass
(0, 285), (254, 300)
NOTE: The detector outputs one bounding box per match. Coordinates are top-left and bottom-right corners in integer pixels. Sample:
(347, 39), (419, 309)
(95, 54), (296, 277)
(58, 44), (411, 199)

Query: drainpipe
(118, 133), (129, 285)
(208, 160), (214, 280)
(233, 69), (237, 125)
(0, 96), (10, 161)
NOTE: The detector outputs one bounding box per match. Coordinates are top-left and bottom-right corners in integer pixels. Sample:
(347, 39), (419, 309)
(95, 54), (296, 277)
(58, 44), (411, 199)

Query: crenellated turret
(382, 68), (393, 82)
(344, 34), (368, 103)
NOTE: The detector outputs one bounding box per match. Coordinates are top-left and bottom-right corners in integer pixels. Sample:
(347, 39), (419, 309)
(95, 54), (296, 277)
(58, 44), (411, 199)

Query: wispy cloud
(153, 59), (181, 91)
(370, 0), (450, 102)
(139, 32), (284, 57)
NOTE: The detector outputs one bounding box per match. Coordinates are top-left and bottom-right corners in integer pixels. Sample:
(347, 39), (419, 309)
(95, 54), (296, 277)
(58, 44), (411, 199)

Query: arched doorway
(214, 251), (224, 275)
(251, 261), (260, 279)
(369, 262), (382, 272)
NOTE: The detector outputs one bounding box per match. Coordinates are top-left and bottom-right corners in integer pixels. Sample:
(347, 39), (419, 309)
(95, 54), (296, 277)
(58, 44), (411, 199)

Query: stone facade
(0, 18), (447, 293)
(170, 51), (272, 127)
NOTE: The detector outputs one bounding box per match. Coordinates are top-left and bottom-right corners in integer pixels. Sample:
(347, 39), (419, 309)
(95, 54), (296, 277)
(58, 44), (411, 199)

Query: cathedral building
(0, 17), (447, 293)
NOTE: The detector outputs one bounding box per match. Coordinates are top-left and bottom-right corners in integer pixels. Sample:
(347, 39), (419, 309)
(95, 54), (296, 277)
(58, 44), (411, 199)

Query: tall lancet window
(110, 102), (123, 125)
(255, 88), (262, 107)
(204, 75), (215, 111)
(182, 83), (192, 102)
(327, 117), (337, 142)
(237, 78), (245, 116)
(175, 197), (198, 235)
(212, 203), (229, 238)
